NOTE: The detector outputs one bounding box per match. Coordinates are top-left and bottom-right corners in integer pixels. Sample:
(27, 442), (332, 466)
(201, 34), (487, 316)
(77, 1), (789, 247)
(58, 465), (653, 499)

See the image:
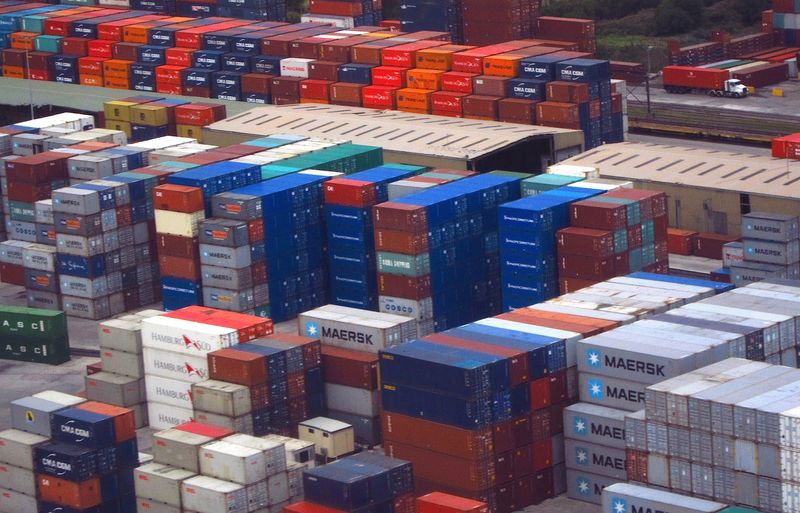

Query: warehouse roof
(206, 104), (580, 160)
(563, 142), (800, 199)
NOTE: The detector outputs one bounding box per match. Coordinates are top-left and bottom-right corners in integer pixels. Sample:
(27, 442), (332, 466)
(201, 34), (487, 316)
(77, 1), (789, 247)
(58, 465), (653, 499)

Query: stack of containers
(731, 212), (800, 286)
(535, 17), (595, 54)
(5, 390), (140, 513)
(141, 305), (272, 429)
(198, 214), (268, 314)
(0, 304), (70, 364)
(85, 309), (163, 429)
(22, 242), (60, 310)
(498, 184), (601, 310)
(623, 281), (800, 513)
(558, 188), (669, 294)
(386, 169), (474, 200)
(373, 173), (523, 334)
(460, 0), (542, 46)
(298, 304), (417, 446)
(205, 332), (325, 437)
(196, 332), (325, 437)
(601, 484), (737, 513)
(323, 164), (423, 310)
(299, 451), (415, 513)
(137, 422), (303, 513)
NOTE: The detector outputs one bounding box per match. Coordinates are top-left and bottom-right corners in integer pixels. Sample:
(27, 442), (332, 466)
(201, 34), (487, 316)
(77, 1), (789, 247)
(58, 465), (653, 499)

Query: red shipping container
(62, 37), (89, 57)
(153, 184), (204, 213)
(309, 60), (341, 81)
(176, 20), (254, 49)
(270, 76), (303, 98)
(375, 229), (429, 254)
(493, 419), (515, 453)
(529, 377), (551, 410)
(373, 202), (427, 232)
(159, 255), (200, 280)
(166, 47), (195, 67)
(536, 101), (581, 128)
(324, 178), (377, 207)
(38, 475), (101, 509)
(559, 253), (614, 280)
(494, 451), (514, 483)
(330, 82), (364, 106)
(604, 188), (667, 218)
(78, 56), (105, 76)
(666, 228), (696, 256)
(472, 76), (508, 97)
(571, 200), (627, 230)
(382, 41), (447, 68)
(284, 502), (348, 513)
(156, 65), (186, 86)
(452, 44), (517, 74)
(498, 98), (536, 124)
(441, 71), (476, 93)
(98, 14), (165, 42)
(310, 0), (364, 15)
(0, 263), (25, 286)
(382, 412), (494, 460)
(497, 311), (603, 338)
(87, 39), (114, 59)
(546, 81), (590, 103)
(613, 252), (630, 275)
(321, 345), (378, 390)
(174, 421), (233, 439)
(693, 232), (739, 259)
(556, 227), (614, 257)
(462, 95), (500, 119)
(424, 333), (529, 386)
(431, 91), (468, 114)
(509, 308), (616, 334)
(372, 66), (408, 88)
(174, 103), (226, 126)
(416, 493), (488, 513)
(299, 79), (332, 100)
(76, 401), (136, 443)
(559, 277), (597, 295)
(241, 73), (272, 95)
(362, 85), (398, 109)
(208, 348), (268, 386)
(384, 441), (493, 492)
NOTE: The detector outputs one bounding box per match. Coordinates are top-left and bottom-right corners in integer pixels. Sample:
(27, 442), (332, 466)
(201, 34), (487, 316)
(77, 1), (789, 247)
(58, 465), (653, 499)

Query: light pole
(645, 45), (653, 118)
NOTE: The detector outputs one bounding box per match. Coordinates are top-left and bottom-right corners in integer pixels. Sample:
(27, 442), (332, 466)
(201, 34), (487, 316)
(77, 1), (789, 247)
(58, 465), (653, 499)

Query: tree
(652, 0), (701, 35)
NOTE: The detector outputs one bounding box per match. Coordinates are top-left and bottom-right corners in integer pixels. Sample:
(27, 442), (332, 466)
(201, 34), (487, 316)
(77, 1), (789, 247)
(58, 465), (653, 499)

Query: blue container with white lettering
(35, 441), (97, 482)
(161, 277), (202, 310)
(57, 254), (106, 279)
(222, 52), (251, 72)
(51, 408), (115, 449)
(192, 50), (224, 70)
(337, 63), (374, 84)
(137, 45), (166, 65)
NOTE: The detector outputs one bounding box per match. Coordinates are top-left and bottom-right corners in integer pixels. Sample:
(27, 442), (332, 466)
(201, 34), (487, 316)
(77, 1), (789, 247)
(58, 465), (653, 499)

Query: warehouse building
(202, 104), (585, 172)
(560, 141), (800, 235)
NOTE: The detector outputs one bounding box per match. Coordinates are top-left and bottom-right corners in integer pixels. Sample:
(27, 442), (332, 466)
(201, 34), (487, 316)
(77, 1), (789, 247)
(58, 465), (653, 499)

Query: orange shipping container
(76, 401), (136, 442)
(396, 88), (433, 113)
(415, 44), (474, 71)
(10, 32), (37, 51)
(406, 68), (445, 90)
(2, 66), (26, 79)
(103, 59), (133, 78)
(80, 75), (103, 87)
(123, 17), (192, 44)
(38, 475), (102, 509)
(104, 76), (130, 90)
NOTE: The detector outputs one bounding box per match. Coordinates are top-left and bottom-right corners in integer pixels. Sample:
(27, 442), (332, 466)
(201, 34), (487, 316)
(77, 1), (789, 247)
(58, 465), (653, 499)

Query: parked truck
(663, 66), (748, 98)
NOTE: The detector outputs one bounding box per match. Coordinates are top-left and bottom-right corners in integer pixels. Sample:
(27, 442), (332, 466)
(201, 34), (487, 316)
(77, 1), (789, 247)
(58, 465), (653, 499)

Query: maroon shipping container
(308, 60), (340, 81)
(241, 73), (271, 95)
(384, 441), (494, 492)
(262, 27), (339, 57)
(495, 451), (514, 483)
(330, 82), (364, 106)
(378, 273), (432, 299)
(373, 203), (428, 233)
(498, 98), (536, 124)
(6, 182), (52, 202)
(493, 419), (515, 454)
(321, 345), (378, 390)
(557, 227), (614, 258)
(613, 252), (630, 275)
(627, 224), (643, 248)
(529, 408), (551, 442)
(536, 101), (582, 128)
(511, 415), (532, 447)
(604, 188), (667, 219)
(156, 234), (198, 259)
(159, 255), (201, 281)
(431, 91), (468, 114)
(529, 377), (551, 410)
(375, 229), (429, 254)
(472, 75), (509, 97)
(627, 448), (648, 483)
(208, 348), (268, 386)
(6, 152), (69, 183)
(693, 232), (739, 259)
(381, 411), (494, 460)
(0, 263), (25, 286)
(270, 76), (303, 97)
(462, 95), (500, 118)
(320, 35), (375, 62)
(570, 200), (627, 230)
(424, 333), (529, 386)
(2, 48), (26, 67)
(545, 81), (589, 103)
(732, 62), (788, 87)
(558, 254), (614, 280)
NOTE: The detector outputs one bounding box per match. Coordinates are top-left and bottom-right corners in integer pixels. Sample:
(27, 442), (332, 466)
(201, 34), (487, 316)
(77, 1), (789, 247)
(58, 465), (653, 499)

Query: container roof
(205, 104), (579, 161)
(561, 141), (800, 199)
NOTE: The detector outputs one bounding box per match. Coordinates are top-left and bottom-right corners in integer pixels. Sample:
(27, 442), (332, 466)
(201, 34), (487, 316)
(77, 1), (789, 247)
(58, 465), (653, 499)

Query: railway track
(627, 101), (800, 143)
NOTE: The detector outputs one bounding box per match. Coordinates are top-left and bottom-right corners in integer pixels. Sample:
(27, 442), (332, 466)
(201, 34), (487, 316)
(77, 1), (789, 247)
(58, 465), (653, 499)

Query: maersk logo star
(573, 416), (588, 436)
(576, 477), (590, 495)
(575, 446), (588, 465)
(588, 379), (604, 399)
(305, 322), (319, 337)
(587, 349), (602, 367)
(611, 498), (627, 513)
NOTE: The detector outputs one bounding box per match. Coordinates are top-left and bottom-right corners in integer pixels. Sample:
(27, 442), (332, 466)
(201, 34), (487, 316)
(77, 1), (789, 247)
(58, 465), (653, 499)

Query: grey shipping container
(60, 276), (109, 299)
(152, 429), (215, 473)
(0, 429), (48, 470)
(601, 482), (727, 513)
(202, 265), (253, 290)
(100, 348), (145, 379)
(134, 463), (198, 506)
(744, 239), (800, 265)
(203, 287), (256, 312)
(200, 244), (252, 269)
(56, 233), (104, 257)
(199, 219), (251, 247)
(579, 372), (647, 412)
(563, 403), (628, 449)
(564, 438), (627, 480)
(731, 262), (800, 286)
(26, 290), (61, 311)
(566, 468), (618, 504)
(53, 211), (104, 237)
(212, 194), (262, 221)
(9, 396), (66, 436)
(326, 410), (381, 447)
(62, 295), (111, 320)
(84, 372), (146, 406)
(52, 188), (102, 215)
(742, 212), (800, 242)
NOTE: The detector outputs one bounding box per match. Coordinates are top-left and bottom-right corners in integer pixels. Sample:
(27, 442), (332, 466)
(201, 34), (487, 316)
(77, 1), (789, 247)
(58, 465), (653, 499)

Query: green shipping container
(377, 252), (431, 277)
(8, 201), (36, 222)
(0, 335), (70, 365)
(719, 508), (763, 513)
(522, 173), (584, 196)
(489, 170), (533, 180)
(34, 35), (62, 54)
(0, 305), (68, 340)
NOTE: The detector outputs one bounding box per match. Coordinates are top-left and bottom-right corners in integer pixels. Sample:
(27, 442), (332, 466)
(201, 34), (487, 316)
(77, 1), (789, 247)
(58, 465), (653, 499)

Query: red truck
(662, 66), (748, 98)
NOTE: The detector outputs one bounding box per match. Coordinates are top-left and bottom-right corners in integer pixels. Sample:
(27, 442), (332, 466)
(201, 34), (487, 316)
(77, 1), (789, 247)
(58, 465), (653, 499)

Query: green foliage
(653, 0), (702, 35)
(732, 0), (771, 24)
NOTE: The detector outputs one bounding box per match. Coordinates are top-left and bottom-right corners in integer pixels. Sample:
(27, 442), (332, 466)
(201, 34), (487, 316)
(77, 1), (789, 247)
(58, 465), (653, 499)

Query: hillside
(543, 0), (771, 67)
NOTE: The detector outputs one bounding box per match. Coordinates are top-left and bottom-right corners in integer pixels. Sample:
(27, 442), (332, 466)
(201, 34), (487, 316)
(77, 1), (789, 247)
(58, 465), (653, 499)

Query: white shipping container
(0, 463), (35, 495)
(31, 390), (85, 407)
(142, 316), (238, 354)
(261, 435), (315, 469)
(153, 429), (215, 473)
(224, 434), (287, 476)
(134, 463), (197, 506)
(601, 482), (726, 513)
(0, 486), (37, 512)
(99, 318), (143, 354)
(146, 374), (194, 409)
(194, 410), (253, 434)
(0, 429), (48, 470)
(200, 440), (267, 485)
(267, 471), (289, 505)
(134, 497), (181, 513)
(128, 136), (196, 151)
(324, 383), (380, 418)
(181, 475), (248, 513)
(280, 58), (314, 78)
(154, 210), (205, 237)
(297, 308), (415, 354)
(192, 380), (252, 417)
(148, 401), (195, 430)
(22, 244), (56, 272)
(143, 347), (209, 383)
(245, 479), (269, 511)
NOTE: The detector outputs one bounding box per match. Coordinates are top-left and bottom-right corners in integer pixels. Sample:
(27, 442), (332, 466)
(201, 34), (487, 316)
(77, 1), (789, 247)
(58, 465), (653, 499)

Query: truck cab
(712, 79), (748, 98)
